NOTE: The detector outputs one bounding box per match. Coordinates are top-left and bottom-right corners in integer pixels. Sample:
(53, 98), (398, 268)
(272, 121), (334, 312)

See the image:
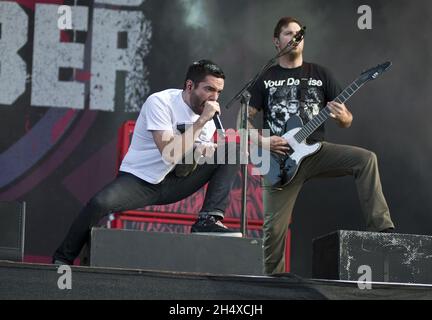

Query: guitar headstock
(358, 61), (392, 84)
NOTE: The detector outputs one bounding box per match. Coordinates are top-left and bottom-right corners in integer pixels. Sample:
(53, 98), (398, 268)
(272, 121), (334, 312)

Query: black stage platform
(1, 261), (431, 300)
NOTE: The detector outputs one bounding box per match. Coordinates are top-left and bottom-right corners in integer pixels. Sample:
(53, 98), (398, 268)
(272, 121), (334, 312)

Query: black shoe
(380, 227), (395, 233)
(52, 257), (72, 265)
(191, 215), (242, 237)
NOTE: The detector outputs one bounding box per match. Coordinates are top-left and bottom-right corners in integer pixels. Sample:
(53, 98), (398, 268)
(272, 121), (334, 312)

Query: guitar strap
(278, 62), (311, 175)
(299, 62), (311, 108)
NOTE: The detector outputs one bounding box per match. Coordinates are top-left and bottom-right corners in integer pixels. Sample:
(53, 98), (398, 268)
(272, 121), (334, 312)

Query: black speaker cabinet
(87, 228), (263, 275)
(0, 201), (26, 262)
(313, 230), (432, 284)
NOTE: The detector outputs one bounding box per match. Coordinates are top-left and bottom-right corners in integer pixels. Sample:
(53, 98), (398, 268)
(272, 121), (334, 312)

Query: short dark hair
(184, 59), (225, 89)
(273, 16), (303, 38)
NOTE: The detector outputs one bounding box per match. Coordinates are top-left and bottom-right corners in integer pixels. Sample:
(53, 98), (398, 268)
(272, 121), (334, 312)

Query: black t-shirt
(249, 62), (342, 142)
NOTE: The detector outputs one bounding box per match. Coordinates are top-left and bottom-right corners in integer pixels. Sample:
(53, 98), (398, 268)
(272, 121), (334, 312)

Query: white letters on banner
(0, 2), (27, 105)
(0, 2), (151, 112)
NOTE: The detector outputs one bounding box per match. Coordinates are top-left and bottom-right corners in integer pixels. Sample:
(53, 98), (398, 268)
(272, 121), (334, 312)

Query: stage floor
(1, 260), (432, 300)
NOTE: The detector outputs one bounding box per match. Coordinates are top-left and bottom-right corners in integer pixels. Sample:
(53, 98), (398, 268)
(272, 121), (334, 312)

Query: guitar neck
(294, 79), (365, 143)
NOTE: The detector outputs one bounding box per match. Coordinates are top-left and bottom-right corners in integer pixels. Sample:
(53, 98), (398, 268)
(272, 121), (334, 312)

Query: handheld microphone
(213, 112), (226, 138)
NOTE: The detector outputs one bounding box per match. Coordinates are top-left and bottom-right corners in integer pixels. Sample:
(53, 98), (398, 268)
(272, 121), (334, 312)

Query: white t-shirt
(120, 89), (216, 184)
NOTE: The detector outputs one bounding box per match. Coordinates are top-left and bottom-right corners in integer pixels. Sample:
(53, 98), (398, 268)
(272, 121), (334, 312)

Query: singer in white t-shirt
(53, 60), (242, 265)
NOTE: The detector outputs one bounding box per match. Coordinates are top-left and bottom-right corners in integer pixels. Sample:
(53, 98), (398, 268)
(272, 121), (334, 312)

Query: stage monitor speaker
(0, 201), (26, 262)
(87, 228), (263, 275)
(312, 230), (432, 284)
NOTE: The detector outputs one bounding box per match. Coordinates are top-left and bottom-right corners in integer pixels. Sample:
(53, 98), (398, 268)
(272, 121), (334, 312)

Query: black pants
(53, 149), (240, 264)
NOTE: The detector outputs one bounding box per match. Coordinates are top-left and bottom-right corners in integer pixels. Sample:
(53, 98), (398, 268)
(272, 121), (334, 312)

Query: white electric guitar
(266, 61), (392, 189)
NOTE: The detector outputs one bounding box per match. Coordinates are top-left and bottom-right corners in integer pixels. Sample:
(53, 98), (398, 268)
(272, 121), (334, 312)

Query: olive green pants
(262, 142), (395, 275)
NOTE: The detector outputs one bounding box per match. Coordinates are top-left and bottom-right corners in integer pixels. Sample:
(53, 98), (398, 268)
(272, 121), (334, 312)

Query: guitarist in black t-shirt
(247, 16), (395, 275)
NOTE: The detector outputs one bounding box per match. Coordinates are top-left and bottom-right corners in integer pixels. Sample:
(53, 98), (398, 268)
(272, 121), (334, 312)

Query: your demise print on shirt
(250, 63), (342, 142)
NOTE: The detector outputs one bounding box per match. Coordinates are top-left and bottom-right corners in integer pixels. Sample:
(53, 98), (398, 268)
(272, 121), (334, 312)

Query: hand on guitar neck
(327, 101), (353, 128)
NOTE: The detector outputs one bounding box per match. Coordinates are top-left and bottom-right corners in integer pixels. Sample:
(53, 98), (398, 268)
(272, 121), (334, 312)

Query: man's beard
(189, 91), (205, 115)
(287, 49), (302, 60)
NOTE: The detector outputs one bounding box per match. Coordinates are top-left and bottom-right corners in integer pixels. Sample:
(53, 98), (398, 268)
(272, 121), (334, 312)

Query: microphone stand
(225, 28), (305, 237)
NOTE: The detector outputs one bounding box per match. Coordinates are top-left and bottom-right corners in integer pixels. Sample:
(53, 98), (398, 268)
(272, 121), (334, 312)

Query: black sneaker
(191, 215), (242, 237)
(52, 257), (72, 265)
